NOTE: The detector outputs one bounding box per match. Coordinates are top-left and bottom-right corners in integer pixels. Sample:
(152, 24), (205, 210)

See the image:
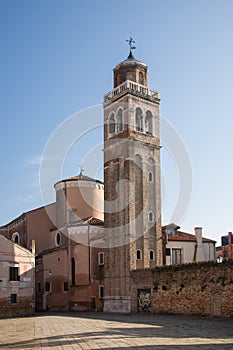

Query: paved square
(0, 312), (232, 349)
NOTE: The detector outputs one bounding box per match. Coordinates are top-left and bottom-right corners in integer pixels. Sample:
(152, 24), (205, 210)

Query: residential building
(163, 223), (216, 265)
(0, 234), (35, 318)
(216, 232), (233, 262)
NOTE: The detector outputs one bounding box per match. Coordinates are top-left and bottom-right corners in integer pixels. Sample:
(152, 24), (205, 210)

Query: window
(9, 266), (19, 281)
(135, 107), (143, 132)
(148, 211), (154, 222)
(10, 294), (17, 304)
(71, 257), (75, 286)
(116, 109), (123, 132)
(109, 113), (116, 134)
(145, 110), (153, 135)
(165, 248), (171, 256)
(98, 252), (104, 266)
(64, 282), (69, 291)
(55, 232), (61, 246)
(99, 285), (104, 299)
(172, 249), (181, 264)
(149, 250), (154, 261)
(12, 232), (19, 244)
(69, 212), (76, 223)
(136, 249), (142, 260)
(148, 171), (153, 182)
(139, 71), (144, 85)
(45, 282), (51, 292)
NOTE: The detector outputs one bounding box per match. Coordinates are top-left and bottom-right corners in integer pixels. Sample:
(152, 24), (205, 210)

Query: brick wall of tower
(104, 56), (162, 312)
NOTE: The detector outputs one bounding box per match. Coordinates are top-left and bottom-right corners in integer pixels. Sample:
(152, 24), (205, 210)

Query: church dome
(113, 46), (148, 88)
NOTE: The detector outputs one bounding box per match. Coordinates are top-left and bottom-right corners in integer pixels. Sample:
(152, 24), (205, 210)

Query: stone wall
(0, 297), (33, 318)
(130, 260), (233, 317)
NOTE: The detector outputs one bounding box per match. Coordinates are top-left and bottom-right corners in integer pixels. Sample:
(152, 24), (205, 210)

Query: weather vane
(126, 36), (136, 57)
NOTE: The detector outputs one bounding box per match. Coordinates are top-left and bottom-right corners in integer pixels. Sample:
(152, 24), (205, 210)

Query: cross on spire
(126, 36), (136, 58)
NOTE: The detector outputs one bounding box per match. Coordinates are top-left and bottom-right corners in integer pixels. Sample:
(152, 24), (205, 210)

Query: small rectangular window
(98, 252), (104, 265)
(64, 282), (69, 291)
(165, 248), (171, 256)
(45, 282), (51, 292)
(99, 285), (104, 299)
(10, 294), (17, 304)
(69, 212), (76, 223)
(9, 267), (20, 281)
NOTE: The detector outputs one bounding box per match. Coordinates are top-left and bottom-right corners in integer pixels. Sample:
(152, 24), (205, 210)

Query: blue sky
(0, 0), (233, 244)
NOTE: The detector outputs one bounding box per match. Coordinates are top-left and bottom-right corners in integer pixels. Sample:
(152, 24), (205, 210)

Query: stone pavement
(0, 312), (232, 349)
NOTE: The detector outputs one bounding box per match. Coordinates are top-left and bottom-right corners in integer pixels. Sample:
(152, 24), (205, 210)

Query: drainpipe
(88, 223), (91, 284)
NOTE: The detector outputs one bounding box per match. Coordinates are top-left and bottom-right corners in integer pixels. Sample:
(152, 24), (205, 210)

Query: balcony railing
(104, 80), (160, 103)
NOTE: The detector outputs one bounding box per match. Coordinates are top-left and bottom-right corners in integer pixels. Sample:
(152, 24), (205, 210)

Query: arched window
(71, 257), (75, 286)
(116, 109), (123, 132)
(55, 232), (61, 247)
(45, 282), (50, 292)
(136, 249), (142, 260)
(145, 110), (153, 135)
(12, 232), (19, 244)
(149, 250), (154, 261)
(109, 113), (116, 134)
(135, 107), (143, 132)
(148, 211), (154, 222)
(148, 171), (153, 182)
(139, 71), (144, 85)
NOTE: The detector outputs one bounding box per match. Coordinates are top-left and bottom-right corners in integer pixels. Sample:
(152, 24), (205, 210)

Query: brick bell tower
(103, 38), (163, 313)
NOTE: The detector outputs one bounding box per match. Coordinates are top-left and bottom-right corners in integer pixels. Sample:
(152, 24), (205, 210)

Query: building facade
(163, 224), (216, 265)
(0, 234), (35, 318)
(1, 174), (105, 313)
(216, 232), (233, 261)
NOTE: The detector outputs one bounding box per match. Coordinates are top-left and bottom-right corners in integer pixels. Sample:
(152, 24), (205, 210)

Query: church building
(0, 41), (215, 316)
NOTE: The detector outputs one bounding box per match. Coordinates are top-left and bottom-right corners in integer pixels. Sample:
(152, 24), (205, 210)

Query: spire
(126, 36), (136, 59)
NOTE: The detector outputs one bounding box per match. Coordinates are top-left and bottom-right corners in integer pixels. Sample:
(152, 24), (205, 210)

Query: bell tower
(103, 38), (162, 313)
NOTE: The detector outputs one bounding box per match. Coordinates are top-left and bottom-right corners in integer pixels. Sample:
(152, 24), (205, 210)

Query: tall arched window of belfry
(109, 113), (116, 134)
(139, 71), (144, 85)
(145, 110), (153, 135)
(135, 107), (143, 132)
(116, 108), (123, 132)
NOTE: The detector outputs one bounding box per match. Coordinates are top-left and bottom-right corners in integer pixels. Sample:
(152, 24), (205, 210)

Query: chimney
(194, 227), (204, 262)
(228, 232), (232, 246)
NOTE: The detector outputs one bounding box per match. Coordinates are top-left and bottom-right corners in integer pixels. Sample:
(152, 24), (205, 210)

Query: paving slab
(0, 312), (232, 349)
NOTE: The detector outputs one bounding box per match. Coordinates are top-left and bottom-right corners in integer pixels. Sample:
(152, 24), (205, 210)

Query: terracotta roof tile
(167, 230), (216, 243)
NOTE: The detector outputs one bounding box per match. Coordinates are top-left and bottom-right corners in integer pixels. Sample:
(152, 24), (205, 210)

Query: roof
(0, 233), (35, 256)
(114, 50), (147, 70)
(71, 216), (104, 226)
(168, 230), (216, 243)
(54, 173), (103, 187)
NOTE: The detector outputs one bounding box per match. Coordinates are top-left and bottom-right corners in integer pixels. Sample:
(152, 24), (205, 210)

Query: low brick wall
(0, 297), (34, 318)
(131, 260), (233, 317)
